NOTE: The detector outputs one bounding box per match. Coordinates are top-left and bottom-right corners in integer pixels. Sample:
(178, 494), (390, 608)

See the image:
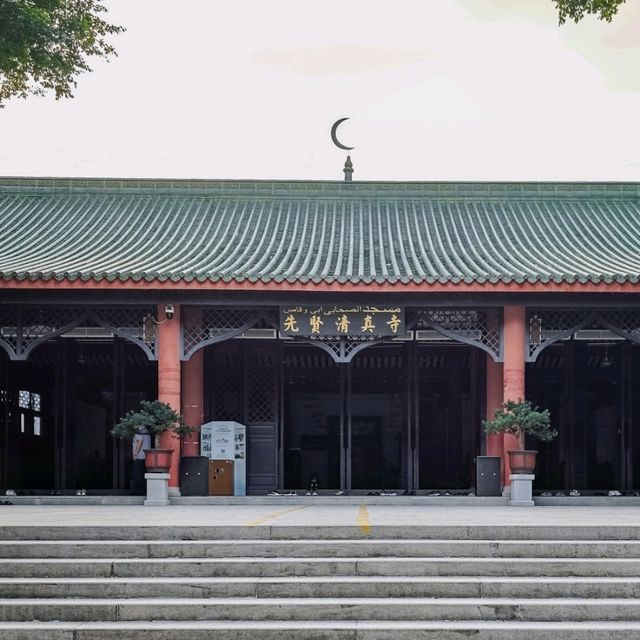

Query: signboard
(201, 421), (246, 496)
(280, 305), (404, 338)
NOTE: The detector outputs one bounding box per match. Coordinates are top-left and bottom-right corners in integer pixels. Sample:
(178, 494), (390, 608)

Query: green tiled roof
(1, 177), (640, 286)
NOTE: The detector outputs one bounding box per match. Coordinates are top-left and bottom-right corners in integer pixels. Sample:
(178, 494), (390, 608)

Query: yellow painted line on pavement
(357, 504), (371, 536)
(246, 505), (309, 527)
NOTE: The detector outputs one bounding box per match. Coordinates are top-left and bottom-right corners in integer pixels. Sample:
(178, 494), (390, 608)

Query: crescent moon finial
(331, 118), (355, 151)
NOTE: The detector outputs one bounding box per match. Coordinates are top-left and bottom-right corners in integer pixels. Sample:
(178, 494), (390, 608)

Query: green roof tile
(1, 177), (640, 286)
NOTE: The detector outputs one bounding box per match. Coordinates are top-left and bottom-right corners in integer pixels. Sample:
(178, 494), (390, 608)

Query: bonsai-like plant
(482, 399), (557, 449)
(111, 400), (192, 448)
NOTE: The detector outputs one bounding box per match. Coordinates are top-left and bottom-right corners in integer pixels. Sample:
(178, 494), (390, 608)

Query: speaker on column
(179, 456), (209, 496)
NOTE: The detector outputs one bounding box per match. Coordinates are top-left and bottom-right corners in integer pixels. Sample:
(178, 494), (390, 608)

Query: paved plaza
(3, 504), (640, 528)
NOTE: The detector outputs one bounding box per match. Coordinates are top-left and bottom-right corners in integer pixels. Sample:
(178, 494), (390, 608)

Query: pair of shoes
(267, 491), (281, 496)
(5, 489), (16, 496)
(335, 490), (349, 496)
(428, 491), (441, 496)
(569, 489), (581, 497)
(285, 491), (298, 496)
(541, 492), (552, 497)
(554, 491), (566, 497)
(0, 501), (12, 505)
(443, 491), (451, 496)
(367, 491), (380, 496)
(305, 491), (319, 496)
(608, 490), (622, 496)
(75, 489), (87, 496)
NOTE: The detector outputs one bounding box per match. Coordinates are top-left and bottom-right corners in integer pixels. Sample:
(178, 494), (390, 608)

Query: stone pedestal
(508, 473), (535, 507)
(144, 473), (170, 506)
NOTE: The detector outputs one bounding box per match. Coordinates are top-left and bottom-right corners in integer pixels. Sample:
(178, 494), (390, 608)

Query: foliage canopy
(0, 0), (123, 106)
(553, 0), (626, 24)
(111, 400), (192, 448)
(482, 399), (557, 443)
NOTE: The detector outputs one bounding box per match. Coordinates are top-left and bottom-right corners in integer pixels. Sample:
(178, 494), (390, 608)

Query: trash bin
(476, 456), (501, 496)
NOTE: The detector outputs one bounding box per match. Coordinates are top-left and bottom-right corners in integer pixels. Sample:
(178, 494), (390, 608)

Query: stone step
(3, 556), (640, 578)
(4, 538), (640, 559)
(3, 597), (640, 622)
(2, 576), (640, 599)
(3, 620), (640, 640)
(3, 524), (640, 541)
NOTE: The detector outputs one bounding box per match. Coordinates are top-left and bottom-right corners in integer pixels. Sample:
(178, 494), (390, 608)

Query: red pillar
(181, 309), (204, 456)
(157, 303), (181, 491)
(486, 355), (504, 459)
(502, 305), (526, 485)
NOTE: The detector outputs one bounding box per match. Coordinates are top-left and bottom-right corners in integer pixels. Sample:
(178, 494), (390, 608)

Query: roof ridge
(0, 177), (639, 200)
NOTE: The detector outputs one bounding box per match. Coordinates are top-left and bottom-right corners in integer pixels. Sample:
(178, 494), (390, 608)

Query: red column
(502, 305), (526, 485)
(181, 309), (204, 456)
(157, 303), (181, 491)
(486, 354), (504, 459)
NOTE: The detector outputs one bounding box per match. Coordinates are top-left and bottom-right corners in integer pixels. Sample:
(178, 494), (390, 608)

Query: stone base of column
(168, 486), (181, 497)
(144, 473), (170, 506)
(508, 473), (535, 507)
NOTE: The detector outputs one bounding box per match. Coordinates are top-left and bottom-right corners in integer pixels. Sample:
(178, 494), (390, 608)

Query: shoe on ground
(5, 490), (16, 496)
(569, 489), (581, 497)
(305, 491), (312, 496)
(312, 491), (318, 496)
(541, 492), (552, 497)
(608, 490), (622, 496)
(267, 491), (281, 496)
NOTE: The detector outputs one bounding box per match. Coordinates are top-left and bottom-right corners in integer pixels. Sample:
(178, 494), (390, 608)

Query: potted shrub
(112, 400), (193, 473)
(482, 399), (557, 474)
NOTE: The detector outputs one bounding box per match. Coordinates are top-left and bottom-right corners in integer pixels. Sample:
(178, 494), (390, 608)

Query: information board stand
(200, 421), (246, 496)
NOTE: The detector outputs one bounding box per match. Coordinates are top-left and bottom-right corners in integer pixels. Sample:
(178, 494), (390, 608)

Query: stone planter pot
(144, 448), (173, 473)
(508, 449), (537, 474)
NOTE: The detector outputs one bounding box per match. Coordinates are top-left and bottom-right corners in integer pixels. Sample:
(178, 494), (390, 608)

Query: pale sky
(1, 0), (640, 182)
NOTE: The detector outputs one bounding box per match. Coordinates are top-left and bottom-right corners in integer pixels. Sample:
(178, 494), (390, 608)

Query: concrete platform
(2, 503), (640, 529)
(5, 494), (640, 506)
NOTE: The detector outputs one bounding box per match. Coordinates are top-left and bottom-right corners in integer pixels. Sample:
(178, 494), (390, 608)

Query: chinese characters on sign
(280, 306), (405, 338)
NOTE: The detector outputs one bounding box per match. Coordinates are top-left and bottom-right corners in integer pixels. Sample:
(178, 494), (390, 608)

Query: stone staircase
(1, 523), (640, 638)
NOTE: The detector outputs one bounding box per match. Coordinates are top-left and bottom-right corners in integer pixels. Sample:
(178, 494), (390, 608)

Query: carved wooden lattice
(415, 309), (502, 362)
(210, 347), (243, 422)
(245, 349), (277, 424)
(19, 307), (81, 357)
(0, 306), (157, 360)
(90, 308), (157, 358)
(0, 307), (19, 358)
(182, 308), (270, 360)
(299, 336), (386, 364)
(527, 309), (640, 361)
